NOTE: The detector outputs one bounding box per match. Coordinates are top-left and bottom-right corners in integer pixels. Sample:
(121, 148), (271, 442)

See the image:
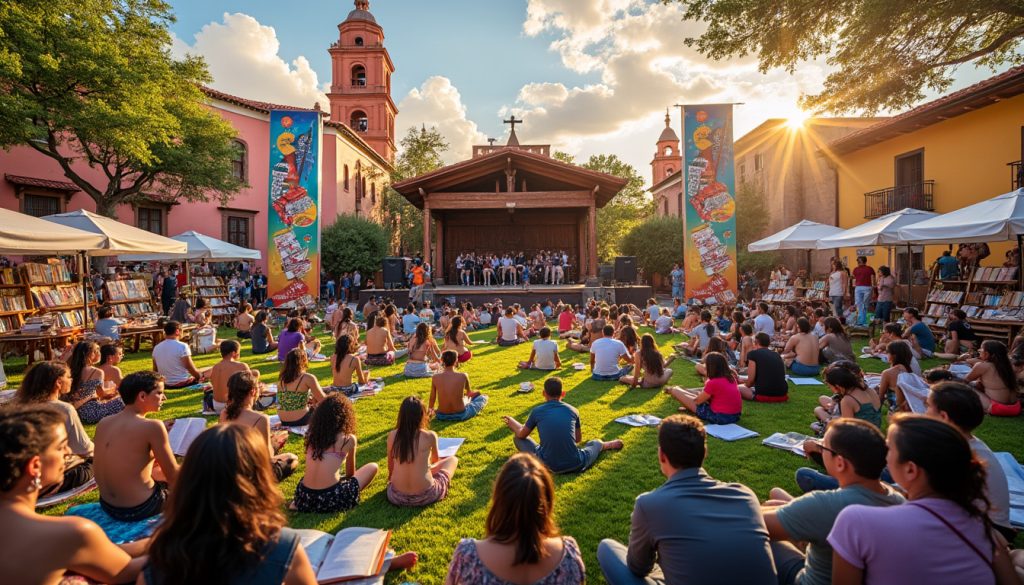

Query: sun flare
(786, 110), (811, 130)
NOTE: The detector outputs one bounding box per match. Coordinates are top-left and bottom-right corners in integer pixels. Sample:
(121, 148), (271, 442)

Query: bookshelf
(193, 276), (236, 324)
(22, 261), (96, 330)
(797, 279), (828, 302)
(0, 268), (32, 333)
(922, 265), (1021, 344)
(763, 278), (797, 303)
(103, 278), (155, 318)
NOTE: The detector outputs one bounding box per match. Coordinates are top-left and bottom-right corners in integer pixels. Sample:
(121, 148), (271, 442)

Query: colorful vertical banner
(683, 104), (738, 304)
(266, 110), (321, 309)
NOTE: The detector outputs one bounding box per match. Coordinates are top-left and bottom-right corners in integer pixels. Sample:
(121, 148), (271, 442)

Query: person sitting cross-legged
(496, 307), (528, 346)
(762, 419), (905, 585)
(782, 317), (821, 377)
(665, 352), (743, 424)
(219, 371), (298, 483)
(503, 378), (623, 474)
(590, 324), (632, 381)
(519, 327), (563, 371)
(620, 333), (674, 389)
(738, 332), (790, 403)
(597, 414), (777, 585)
(152, 320), (207, 389)
(386, 396), (459, 507)
(430, 350), (488, 422)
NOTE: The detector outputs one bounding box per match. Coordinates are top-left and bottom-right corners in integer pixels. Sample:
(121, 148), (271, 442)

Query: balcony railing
(1010, 161), (1021, 190)
(863, 180), (934, 219)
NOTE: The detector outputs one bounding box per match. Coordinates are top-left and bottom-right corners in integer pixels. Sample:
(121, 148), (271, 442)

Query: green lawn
(10, 323), (1024, 585)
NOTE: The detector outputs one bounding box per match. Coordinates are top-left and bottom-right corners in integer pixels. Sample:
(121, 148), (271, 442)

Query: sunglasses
(819, 443), (842, 458)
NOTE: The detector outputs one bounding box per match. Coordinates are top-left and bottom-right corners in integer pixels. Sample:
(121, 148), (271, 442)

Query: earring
(27, 471), (42, 493)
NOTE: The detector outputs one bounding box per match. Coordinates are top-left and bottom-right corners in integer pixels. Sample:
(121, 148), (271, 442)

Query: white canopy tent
(0, 208), (106, 255)
(816, 208), (939, 249)
(41, 210), (186, 256)
(747, 220), (845, 252)
(119, 230), (261, 262)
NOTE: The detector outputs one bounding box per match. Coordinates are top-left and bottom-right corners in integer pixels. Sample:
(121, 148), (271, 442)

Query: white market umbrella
(896, 189), (1024, 244)
(119, 230), (261, 262)
(0, 208), (106, 255)
(42, 210), (186, 256)
(816, 208), (939, 249)
(747, 220), (845, 252)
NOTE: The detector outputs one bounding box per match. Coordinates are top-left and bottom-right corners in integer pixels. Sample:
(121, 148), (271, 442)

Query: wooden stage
(357, 284), (653, 309)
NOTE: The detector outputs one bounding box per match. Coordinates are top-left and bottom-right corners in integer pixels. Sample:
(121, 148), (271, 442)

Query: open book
(297, 527), (392, 584)
(168, 417), (207, 456)
(762, 432), (813, 457)
(615, 414), (661, 427)
(705, 423), (758, 442)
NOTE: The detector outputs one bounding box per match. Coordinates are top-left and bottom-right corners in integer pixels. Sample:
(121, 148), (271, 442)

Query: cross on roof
(503, 115), (523, 132)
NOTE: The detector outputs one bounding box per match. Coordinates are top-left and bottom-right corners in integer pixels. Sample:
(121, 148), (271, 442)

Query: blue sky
(166, 0), (1013, 180)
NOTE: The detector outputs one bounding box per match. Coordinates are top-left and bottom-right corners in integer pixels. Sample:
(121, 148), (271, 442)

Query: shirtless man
(782, 318), (820, 376)
(209, 340), (257, 414)
(233, 303), (255, 339)
(93, 371), (178, 521)
(568, 308), (604, 352)
(429, 350), (488, 422)
(965, 340), (1021, 416)
(365, 315), (400, 366)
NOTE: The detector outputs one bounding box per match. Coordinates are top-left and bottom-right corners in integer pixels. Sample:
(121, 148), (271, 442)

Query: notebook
(296, 527), (392, 584)
(167, 417), (207, 456)
(705, 424), (759, 441)
(437, 437), (465, 458)
(762, 432), (812, 457)
(614, 414), (662, 427)
(786, 376), (824, 386)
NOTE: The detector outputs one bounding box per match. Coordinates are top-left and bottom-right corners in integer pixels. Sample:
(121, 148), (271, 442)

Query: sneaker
(810, 421), (825, 435)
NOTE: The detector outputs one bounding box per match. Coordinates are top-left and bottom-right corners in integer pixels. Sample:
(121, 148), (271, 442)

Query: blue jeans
(854, 286), (872, 326)
(434, 395), (488, 422)
(831, 295), (844, 316)
(789, 361), (820, 376)
(592, 365), (632, 381)
(513, 436), (603, 474)
(875, 300), (893, 323)
(672, 285), (683, 300)
(597, 539), (664, 585)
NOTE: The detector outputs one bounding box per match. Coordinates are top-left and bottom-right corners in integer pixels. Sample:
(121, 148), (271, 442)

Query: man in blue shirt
(401, 304), (421, 335)
(670, 263), (685, 300)
(902, 307), (936, 357)
(936, 250), (960, 280)
(502, 378), (623, 473)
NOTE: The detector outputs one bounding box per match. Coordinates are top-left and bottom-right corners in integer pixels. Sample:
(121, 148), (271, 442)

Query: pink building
(0, 1), (395, 271)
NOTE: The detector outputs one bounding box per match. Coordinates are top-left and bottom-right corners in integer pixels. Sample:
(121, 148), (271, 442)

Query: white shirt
(654, 315), (673, 334)
(590, 337), (628, 376)
(153, 338), (193, 385)
(532, 338), (559, 370)
(647, 305), (660, 322)
(828, 271), (845, 297)
(498, 316), (520, 341)
(753, 313), (775, 337)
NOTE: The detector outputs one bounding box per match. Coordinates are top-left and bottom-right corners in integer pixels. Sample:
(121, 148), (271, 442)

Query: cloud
(397, 76), (488, 164)
(170, 13), (328, 111)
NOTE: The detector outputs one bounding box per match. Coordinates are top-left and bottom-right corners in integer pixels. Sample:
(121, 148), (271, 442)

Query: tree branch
(929, 23), (1024, 68)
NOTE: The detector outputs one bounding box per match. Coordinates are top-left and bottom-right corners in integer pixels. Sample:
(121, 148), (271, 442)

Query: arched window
(665, 167), (674, 176)
(371, 183), (376, 204)
(663, 145), (673, 156)
(354, 36), (364, 46)
(350, 110), (368, 132)
(351, 65), (366, 87)
(231, 140), (247, 182)
(344, 165), (350, 191)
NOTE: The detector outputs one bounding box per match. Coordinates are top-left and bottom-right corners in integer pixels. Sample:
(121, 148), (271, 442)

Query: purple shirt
(828, 498), (993, 585)
(277, 330), (304, 361)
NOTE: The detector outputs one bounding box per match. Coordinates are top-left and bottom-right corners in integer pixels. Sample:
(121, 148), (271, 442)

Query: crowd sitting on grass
(8, 290), (1024, 585)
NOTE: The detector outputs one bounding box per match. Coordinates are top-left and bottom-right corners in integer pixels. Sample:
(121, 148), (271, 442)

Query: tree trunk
(94, 197), (120, 219)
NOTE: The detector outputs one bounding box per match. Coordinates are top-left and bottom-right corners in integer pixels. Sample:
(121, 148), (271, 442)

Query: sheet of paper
(437, 438), (465, 458)
(705, 423), (759, 441)
(614, 414), (661, 427)
(787, 376), (824, 386)
(949, 363), (971, 376)
(168, 417), (207, 456)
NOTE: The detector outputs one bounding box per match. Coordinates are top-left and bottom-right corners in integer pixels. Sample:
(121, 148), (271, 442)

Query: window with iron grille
(226, 216), (250, 248)
(23, 194), (60, 217)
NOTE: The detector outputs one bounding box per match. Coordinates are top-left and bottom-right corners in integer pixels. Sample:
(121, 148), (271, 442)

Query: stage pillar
(577, 212), (587, 283)
(422, 199), (431, 265)
(434, 213), (444, 284)
(587, 202), (597, 278)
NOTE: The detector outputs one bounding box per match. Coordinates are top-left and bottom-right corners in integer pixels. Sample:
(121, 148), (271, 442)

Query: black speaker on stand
(382, 257), (406, 290)
(614, 256), (637, 284)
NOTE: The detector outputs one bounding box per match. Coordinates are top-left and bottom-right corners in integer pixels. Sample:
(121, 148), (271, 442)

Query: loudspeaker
(382, 257), (406, 289)
(598, 264), (614, 286)
(614, 256), (637, 283)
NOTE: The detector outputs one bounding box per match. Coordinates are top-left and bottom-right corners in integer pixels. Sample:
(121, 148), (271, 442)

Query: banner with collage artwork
(266, 110), (321, 309)
(683, 104), (738, 304)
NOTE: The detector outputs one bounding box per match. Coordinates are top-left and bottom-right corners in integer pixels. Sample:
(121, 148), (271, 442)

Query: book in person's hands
(296, 527), (392, 584)
(705, 423), (759, 442)
(614, 414), (662, 427)
(167, 417), (207, 456)
(762, 432), (813, 457)
(437, 437), (465, 458)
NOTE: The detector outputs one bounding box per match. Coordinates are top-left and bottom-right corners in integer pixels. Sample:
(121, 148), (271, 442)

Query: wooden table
(0, 329), (83, 364)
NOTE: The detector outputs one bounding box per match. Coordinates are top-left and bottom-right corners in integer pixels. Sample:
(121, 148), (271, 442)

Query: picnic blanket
(65, 503), (162, 544)
(995, 452), (1024, 529)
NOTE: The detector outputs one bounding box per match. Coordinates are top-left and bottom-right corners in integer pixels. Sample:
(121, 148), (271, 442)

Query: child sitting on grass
(665, 352), (742, 424)
(811, 361), (881, 435)
(519, 327), (562, 371)
(291, 394), (377, 513)
(386, 396), (459, 507)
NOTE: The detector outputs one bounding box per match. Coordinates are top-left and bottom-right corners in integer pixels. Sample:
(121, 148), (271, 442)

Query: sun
(786, 110), (811, 130)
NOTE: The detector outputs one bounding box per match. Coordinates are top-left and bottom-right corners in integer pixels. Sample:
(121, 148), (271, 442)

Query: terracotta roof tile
(4, 174), (80, 192)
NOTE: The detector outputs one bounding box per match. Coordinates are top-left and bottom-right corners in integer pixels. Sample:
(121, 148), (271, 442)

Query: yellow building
(830, 66), (1024, 285)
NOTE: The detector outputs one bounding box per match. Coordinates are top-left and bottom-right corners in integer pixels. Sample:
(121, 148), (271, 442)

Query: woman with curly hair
(387, 396), (459, 507)
(277, 348), (325, 427)
(64, 340), (123, 424)
(829, 414), (1019, 584)
(219, 371), (298, 483)
(0, 405), (148, 585)
(445, 453), (584, 584)
(143, 424), (317, 583)
(291, 394), (377, 513)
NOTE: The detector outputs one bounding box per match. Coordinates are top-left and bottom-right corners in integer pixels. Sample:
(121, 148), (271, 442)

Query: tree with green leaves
(322, 213), (390, 276)
(378, 126), (450, 254)
(0, 0), (242, 217)
(670, 0), (1024, 113)
(621, 215), (684, 283)
(734, 180), (778, 272)
(554, 152), (654, 261)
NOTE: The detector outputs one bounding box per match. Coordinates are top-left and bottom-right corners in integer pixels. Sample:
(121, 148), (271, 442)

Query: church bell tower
(327, 0), (398, 163)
